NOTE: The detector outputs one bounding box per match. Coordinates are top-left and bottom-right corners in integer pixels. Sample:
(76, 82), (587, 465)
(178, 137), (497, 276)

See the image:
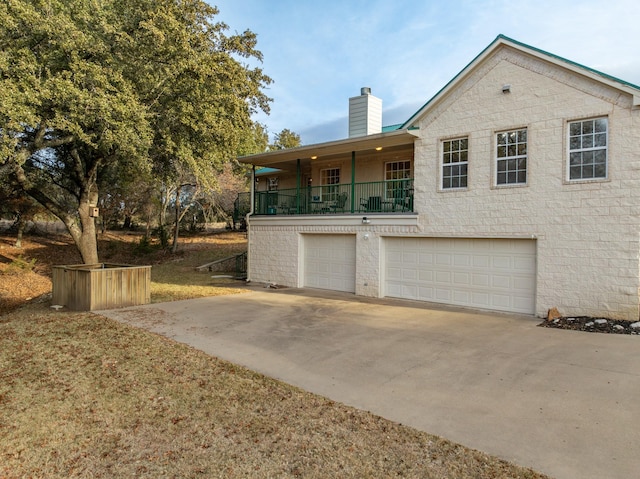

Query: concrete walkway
(98, 288), (640, 479)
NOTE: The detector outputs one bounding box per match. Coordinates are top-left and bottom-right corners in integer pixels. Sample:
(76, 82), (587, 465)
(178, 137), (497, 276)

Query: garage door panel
(304, 234), (356, 293)
(403, 269), (418, 281)
(472, 273), (489, 287)
(385, 238), (536, 314)
(453, 254), (471, 267)
(473, 255), (490, 268)
(403, 284), (418, 298)
(453, 290), (470, 303)
(453, 272), (471, 286)
(492, 274), (511, 289)
(435, 271), (451, 283)
(435, 288), (452, 301)
(436, 253), (452, 265)
(418, 253), (434, 265)
(492, 255), (513, 269)
(514, 296), (535, 311)
(402, 251), (418, 263)
(418, 270), (433, 282)
(387, 267), (402, 280)
(514, 256), (536, 271)
(513, 276), (533, 291)
(472, 292), (490, 307)
(387, 251), (403, 263)
(492, 294), (512, 308)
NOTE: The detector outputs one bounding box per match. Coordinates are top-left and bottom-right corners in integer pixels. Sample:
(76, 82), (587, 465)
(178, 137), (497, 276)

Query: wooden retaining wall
(52, 264), (151, 311)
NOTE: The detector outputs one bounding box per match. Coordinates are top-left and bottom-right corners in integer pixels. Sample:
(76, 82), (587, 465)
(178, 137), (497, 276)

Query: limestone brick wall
(412, 47), (640, 320)
(248, 226), (301, 287)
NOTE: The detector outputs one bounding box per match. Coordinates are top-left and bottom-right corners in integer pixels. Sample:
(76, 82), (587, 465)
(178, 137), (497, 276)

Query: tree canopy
(0, 0), (271, 262)
(269, 128), (301, 150)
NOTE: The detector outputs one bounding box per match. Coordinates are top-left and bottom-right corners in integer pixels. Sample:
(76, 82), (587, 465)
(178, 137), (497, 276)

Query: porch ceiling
(237, 129), (419, 172)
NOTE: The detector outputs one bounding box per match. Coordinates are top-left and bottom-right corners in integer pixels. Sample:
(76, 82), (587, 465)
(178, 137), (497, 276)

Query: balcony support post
(350, 151), (356, 213)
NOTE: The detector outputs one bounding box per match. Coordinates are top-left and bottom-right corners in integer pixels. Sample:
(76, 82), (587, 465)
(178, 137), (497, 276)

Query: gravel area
(539, 316), (640, 335)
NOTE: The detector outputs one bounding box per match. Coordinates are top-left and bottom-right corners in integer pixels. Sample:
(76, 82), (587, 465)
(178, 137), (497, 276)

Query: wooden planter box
(52, 263), (151, 311)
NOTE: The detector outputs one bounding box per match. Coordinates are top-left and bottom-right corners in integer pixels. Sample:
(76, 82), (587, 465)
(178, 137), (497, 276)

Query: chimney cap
(361, 87), (371, 95)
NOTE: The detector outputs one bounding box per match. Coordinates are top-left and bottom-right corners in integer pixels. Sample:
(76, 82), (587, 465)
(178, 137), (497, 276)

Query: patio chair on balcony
(278, 195), (297, 215)
(391, 195), (410, 211)
(330, 192), (348, 213)
(360, 196), (382, 212)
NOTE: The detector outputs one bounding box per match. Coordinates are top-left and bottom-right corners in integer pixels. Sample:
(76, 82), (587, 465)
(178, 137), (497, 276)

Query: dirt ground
(0, 225), (245, 315)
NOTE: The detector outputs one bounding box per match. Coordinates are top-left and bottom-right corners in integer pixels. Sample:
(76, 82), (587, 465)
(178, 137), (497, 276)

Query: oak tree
(0, 0), (271, 262)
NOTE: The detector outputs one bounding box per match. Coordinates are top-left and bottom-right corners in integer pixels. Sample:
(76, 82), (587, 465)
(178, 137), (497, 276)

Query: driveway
(98, 288), (640, 479)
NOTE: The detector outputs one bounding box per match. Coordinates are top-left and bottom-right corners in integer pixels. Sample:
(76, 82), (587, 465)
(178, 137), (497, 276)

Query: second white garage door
(304, 234), (356, 293)
(384, 238), (536, 314)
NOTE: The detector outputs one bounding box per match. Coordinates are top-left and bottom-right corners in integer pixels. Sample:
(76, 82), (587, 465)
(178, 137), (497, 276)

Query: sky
(210, 0), (640, 145)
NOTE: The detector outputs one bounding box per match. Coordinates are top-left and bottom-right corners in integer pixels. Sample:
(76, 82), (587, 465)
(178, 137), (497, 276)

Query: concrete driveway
(98, 288), (640, 479)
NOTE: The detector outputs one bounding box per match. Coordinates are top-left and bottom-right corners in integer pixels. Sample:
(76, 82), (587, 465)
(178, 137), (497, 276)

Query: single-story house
(238, 34), (640, 320)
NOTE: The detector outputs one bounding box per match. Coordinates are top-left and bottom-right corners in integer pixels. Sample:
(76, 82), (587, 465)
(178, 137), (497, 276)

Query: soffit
(238, 129), (419, 171)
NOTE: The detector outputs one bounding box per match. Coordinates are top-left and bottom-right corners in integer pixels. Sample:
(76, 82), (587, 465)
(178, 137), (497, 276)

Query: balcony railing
(252, 179), (414, 216)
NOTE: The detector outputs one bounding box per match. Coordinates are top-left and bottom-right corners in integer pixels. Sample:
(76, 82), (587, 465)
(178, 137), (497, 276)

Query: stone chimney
(348, 87), (382, 138)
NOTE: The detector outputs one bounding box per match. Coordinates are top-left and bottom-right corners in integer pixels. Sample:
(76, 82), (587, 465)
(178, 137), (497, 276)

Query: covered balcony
(253, 179), (413, 216)
(238, 128), (419, 217)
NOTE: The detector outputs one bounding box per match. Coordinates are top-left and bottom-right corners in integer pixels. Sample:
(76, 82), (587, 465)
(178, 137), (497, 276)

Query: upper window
(496, 129), (527, 186)
(385, 160), (412, 200)
(442, 138), (468, 189)
(568, 118), (608, 181)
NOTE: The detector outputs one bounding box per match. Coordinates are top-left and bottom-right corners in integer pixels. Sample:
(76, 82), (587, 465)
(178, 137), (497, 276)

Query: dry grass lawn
(0, 229), (551, 478)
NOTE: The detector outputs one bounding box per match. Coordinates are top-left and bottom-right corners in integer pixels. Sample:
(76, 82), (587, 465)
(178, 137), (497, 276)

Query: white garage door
(304, 234), (356, 293)
(385, 238), (536, 314)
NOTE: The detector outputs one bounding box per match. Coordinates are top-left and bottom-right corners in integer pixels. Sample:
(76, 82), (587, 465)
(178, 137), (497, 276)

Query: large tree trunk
(64, 201), (99, 265)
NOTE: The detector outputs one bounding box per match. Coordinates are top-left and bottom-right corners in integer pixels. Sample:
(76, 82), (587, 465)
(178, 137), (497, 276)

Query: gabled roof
(401, 34), (640, 129)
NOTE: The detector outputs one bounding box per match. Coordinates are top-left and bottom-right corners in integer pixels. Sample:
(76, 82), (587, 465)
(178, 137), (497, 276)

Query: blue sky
(211, 0), (640, 145)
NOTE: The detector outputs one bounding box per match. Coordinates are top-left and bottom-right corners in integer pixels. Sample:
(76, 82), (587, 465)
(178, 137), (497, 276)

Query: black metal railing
(252, 179), (414, 216)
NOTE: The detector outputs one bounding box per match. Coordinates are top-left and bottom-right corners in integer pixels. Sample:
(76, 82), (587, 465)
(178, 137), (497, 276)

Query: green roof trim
(381, 123), (403, 132)
(401, 34), (640, 129)
(255, 167), (282, 176)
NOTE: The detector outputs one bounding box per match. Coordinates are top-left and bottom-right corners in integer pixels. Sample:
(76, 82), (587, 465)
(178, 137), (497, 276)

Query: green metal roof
(255, 167), (282, 176)
(381, 123), (403, 132)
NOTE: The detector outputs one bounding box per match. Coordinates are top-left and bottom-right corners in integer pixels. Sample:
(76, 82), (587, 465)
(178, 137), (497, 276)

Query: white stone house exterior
(238, 35), (640, 320)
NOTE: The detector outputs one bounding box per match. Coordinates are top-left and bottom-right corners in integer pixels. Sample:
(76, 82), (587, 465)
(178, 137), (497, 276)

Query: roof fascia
(237, 128), (419, 167)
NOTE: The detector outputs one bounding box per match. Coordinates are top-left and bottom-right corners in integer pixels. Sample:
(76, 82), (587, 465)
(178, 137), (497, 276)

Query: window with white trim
(568, 118), (608, 180)
(320, 168), (340, 201)
(442, 138), (468, 189)
(385, 160), (412, 199)
(496, 129), (527, 185)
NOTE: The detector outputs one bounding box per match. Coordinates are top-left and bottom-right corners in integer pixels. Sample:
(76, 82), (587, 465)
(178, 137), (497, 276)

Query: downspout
(245, 165), (255, 281)
(350, 151), (356, 213)
(249, 165), (255, 217)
